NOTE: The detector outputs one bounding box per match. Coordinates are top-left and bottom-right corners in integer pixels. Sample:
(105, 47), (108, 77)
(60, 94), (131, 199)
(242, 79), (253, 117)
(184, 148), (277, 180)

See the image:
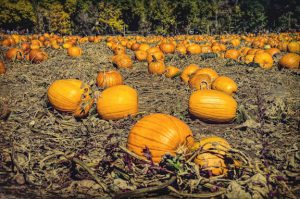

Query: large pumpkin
(0, 61), (6, 74)
(96, 85), (138, 120)
(96, 70), (123, 88)
(6, 48), (24, 61)
(279, 53), (300, 69)
(287, 41), (300, 53)
(127, 113), (195, 163)
(224, 49), (240, 60)
(47, 79), (94, 118)
(148, 60), (165, 75)
(29, 49), (48, 63)
(189, 74), (211, 90)
(212, 76), (238, 95)
(193, 68), (219, 82)
(189, 90), (237, 123)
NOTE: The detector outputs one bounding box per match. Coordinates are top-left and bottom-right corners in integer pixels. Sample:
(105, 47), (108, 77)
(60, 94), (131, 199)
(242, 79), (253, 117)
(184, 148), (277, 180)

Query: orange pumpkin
(181, 64), (200, 83)
(175, 45), (187, 55)
(29, 49), (48, 63)
(134, 50), (147, 61)
(224, 49), (240, 60)
(189, 90), (237, 123)
(160, 43), (175, 54)
(96, 70), (123, 88)
(193, 68), (219, 82)
(279, 53), (300, 69)
(47, 79), (94, 118)
(265, 48), (280, 57)
(189, 74), (211, 90)
(0, 61), (6, 74)
(253, 52), (273, 69)
(146, 50), (165, 63)
(192, 136), (231, 155)
(67, 46), (82, 57)
(165, 66), (181, 78)
(96, 85), (138, 120)
(148, 59), (165, 75)
(138, 43), (150, 51)
(287, 41), (300, 53)
(112, 54), (133, 69)
(212, 76), (238, 95)
(127, 113), (195, 163)
(187, 44), (202, 54)
(5, 48), (24, 61)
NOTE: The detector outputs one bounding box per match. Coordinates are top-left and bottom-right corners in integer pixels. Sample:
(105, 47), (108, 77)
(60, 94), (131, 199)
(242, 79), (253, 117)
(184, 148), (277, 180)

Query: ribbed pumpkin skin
(97, 85), (138, 120)
(212, 76), (238, 95)
(148, 61), (165, 75)
(48, 79), (93, 118)
(194, 153), (228, 176)
(96, 70), (123, 88)
(127, 113), (194, 163)
(189, 90), (237, 123)
(181, 64), (200, 83)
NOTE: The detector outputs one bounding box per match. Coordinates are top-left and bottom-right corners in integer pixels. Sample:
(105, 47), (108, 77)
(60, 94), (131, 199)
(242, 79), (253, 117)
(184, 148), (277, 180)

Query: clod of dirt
(0, 97), (11, 120)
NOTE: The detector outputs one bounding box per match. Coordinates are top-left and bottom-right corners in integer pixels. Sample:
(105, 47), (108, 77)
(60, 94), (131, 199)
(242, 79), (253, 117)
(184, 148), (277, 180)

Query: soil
(0, 42), (299, 198)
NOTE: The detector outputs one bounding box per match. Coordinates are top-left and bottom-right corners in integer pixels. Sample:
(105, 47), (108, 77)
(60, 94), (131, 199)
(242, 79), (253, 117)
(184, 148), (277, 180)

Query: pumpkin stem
(200, 81), (210, 90)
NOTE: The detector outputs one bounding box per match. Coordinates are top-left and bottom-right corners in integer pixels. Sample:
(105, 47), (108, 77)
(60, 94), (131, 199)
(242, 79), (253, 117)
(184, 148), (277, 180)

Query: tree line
(0, 0), (299, 35)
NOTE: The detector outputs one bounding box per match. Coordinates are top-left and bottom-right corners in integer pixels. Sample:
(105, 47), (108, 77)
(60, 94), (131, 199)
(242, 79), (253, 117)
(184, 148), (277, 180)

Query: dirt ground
(0, 42), (299, 198)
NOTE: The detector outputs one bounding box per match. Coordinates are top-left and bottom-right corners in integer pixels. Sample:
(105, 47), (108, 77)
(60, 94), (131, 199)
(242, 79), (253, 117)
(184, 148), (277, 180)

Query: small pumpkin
(96, 70), (123, 88)
(0, 61), (6, 74)
(146, 50), (165, 63)
(134, 50), (147, 61)
(5, 48), (24, 61)
(67, 46), (82, 57)
(193, 68), (219, 82)
(127, 113), (194, 163)
(159, 43), (175, 54)
(287, 41), (300, 53)
(212, 76), (238, 95)
(96, 85), (138, 120)
(189, 74), (211, 90)
(112, 54), (133, 69)
(47, 79), (94, 118)
(29, 49), (48, 63)
(181, 64), (200, 83)
(193, 136), (239, 176)
(224, 49), (240, 60)
(165, 66), (181, 78)
(253, 52), (273, 69)
(176, 45), (187, 55)
(187, 44), (202, 55)
(148, 59), (165, 75)
(279, 53), (300, 69)
(189, 90), (237, 123)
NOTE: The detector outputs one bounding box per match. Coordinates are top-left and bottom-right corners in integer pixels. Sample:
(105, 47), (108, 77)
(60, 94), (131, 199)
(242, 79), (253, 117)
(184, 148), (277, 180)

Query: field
(0, 35), (299, 198)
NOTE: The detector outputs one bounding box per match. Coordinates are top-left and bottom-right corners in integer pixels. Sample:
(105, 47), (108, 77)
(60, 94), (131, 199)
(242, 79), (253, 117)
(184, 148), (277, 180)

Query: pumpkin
(181, 64), (200, 83)
(189, 90), (237, 123)
(193, 136), (239, 176)
(193, 68), (219, 82)
(231, 39), (241, 47)
(253, 52), (273, 69)
(243, 54), (255, 64)
(189, 74), (211, 90)
(165, 66), (181, 78)
(127, 113), (195, 163)
(224, 49), (240, 60)
(29, 49), (48, 63)
(67, 46), (82, 57)
(265, 48), (280, 57)
(131, 43), (140, 51)
(201, 46), (212, 53)
(47, 79), (94, 118)
(0, 61), (6, 74)
(160, 43), (175, 54)
(176, 45), (187, 55)
(279, 53), (300, 69)
(96, 85), (138, 120)
(212, 76), (238, 95)
(148, 59), (165, 75)
(112, 54), (133, 69)
(287, 41), (300, 53)
(187, 44), (202, 54)
(138, 43), (151, 51)
(96, 70), (123, 88)
(146, 50), (165, 63)
(5, 48), (24, 61)
(134, 50), (147, 61)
